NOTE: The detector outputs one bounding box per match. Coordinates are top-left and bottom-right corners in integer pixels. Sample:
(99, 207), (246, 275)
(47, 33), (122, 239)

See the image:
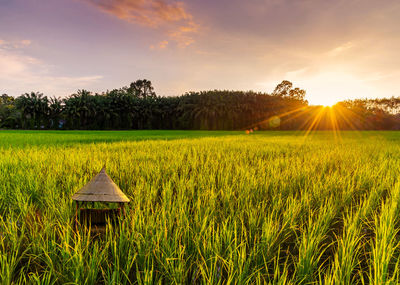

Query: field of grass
(1, 130), (400, 284)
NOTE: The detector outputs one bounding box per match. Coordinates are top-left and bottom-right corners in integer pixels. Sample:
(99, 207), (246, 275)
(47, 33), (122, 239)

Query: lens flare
(269, 116), (281, 128)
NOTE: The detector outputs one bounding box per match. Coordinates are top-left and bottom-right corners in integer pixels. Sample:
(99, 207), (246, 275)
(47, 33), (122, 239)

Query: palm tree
(48, 97), (63, 129)
(64, 90), (96, 129)
(15, 92), (49, 129)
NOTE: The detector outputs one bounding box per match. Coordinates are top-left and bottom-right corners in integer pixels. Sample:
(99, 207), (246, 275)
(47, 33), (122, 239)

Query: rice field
(1, 130), (400, 284)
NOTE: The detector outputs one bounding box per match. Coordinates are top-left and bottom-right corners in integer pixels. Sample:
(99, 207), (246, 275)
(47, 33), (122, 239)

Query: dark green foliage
(14, 92), (52, 129)
(0, 94), (18, 128)
(2, 80), (400, 130)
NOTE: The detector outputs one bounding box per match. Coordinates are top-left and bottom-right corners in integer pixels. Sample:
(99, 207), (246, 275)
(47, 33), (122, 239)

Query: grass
(1, 130), (400, 283)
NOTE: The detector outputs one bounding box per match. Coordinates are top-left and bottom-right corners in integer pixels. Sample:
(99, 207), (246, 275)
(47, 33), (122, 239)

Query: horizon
(1, 0), (400, 106)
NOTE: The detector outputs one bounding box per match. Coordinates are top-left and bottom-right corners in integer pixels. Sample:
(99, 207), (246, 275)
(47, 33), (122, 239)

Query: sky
(1, 0), (400, 105)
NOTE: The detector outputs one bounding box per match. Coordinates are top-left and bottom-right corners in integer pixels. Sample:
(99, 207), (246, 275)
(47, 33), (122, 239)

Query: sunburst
(244, 102), (362, 140)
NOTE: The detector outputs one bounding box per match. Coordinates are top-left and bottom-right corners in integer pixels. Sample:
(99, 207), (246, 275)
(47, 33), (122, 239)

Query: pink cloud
(82, 0), (198, 47)
(0, 39), (32, 49)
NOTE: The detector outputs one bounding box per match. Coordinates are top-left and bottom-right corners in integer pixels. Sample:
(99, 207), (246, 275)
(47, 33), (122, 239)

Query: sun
(307, 94), (339, 107)
(309, 100), (338, 108)
(322, 103), (336, 108)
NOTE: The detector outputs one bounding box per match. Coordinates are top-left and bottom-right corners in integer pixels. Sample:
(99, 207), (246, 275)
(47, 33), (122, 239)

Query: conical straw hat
(72, 168), (130, 203)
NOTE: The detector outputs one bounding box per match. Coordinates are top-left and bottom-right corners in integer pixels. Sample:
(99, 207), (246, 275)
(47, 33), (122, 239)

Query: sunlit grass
(1, 130), (400, 283)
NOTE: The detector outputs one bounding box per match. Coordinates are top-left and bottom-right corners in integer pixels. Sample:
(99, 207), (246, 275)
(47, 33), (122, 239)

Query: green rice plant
(325, 183), (388, 285)
(102, 221), (137, 285)
(0, 215), (27, 284)
(326, 209), (364, 285)
(295, 199), (336, 284)
(1, 131), (400, 283)
(368, 182), (400, 284)
(26, 271), (56, 285)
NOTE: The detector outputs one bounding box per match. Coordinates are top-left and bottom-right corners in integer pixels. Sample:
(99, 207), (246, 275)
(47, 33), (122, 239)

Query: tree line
(1, 79), (400, 130)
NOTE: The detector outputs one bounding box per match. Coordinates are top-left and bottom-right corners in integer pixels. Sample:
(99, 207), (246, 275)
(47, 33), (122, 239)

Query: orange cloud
(150, 40), (169, 50)
(83, 0), (198, 47)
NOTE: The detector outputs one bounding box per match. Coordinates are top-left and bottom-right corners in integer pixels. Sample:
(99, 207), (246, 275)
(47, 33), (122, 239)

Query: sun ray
(303, 106), (326, 138)
(328, 107), (341, 141)
(241, 105), (309, 130)
(240, 101), (374, 139)
(334, 104), (366, 132)
(281, 107), (316, 126)
(295, 106), (323, 132)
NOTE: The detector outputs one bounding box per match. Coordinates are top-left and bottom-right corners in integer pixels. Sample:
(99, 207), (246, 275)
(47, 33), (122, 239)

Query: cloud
(0, 41), (41, 76)
(82, 0), (198, 47)
(20, 40), (31, 46)
(328, 42), (354, 57)
(167, 23), (197, 47)
(150, 40), (169, 50)
(0, 40), (103, 96)
(84, 0), (191, 27)
(0, 39), (32, 49)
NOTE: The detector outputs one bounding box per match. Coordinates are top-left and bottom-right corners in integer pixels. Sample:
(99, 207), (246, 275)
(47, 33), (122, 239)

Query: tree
(289, 88), (306, 102)
(7, 78), (400, 131)
(15, 92), (49, 129)
(273, 80), (307, 103)
(48, 97), (63, 129)
(0, 94), (19, 128)
(273, 80), (293, 97)
(127, 79), (156, 98)
(64, 90), (96, 129)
